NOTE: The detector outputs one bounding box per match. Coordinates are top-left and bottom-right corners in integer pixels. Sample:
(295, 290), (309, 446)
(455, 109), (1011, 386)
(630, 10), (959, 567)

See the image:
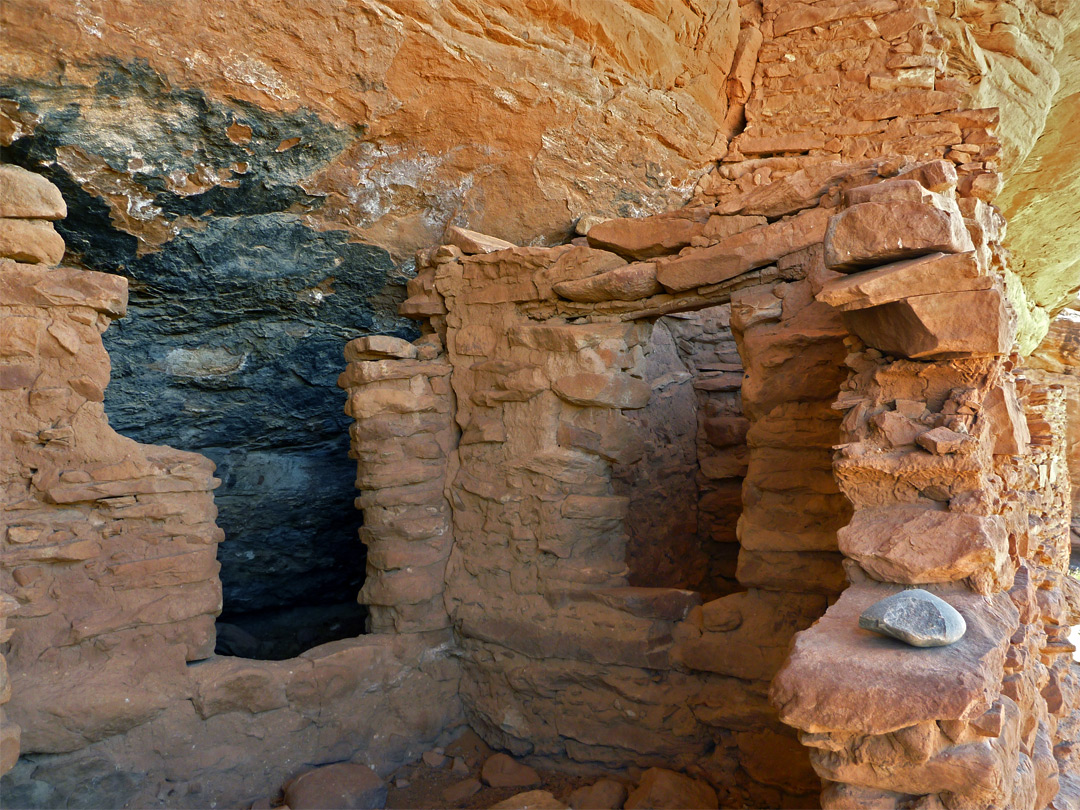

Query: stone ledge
(0, 261), (127, 316)
(770, 583), (1018, 735)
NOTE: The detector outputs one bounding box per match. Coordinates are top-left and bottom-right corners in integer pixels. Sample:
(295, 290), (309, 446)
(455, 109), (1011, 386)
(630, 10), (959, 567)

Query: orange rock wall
(3, 0), (1080, 807)
(758, 9), (1080, 804)
(0, 0), (746, 256)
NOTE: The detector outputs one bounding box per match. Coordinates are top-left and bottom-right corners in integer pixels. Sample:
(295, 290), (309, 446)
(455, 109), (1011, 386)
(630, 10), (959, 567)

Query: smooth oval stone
(858, 588), (966, 647)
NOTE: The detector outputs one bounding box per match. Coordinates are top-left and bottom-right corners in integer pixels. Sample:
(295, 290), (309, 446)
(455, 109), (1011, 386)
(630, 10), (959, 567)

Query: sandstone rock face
(624, 768), (718, 810)
(842, 288), (1012, 359)
(823, 200), (974, 272)
(816, 251), (990, 311)
(946, 4), (1080, 351)
(3, 0), (1074, 640)
(1028, 310), (1080, 527)
(775, 582), (1014, 727)
(481, 754), (541, 789)
(5, 2), (1080, 809)
(839, 507), (1009, 590)
(567, 778), (627, 810)
(0, 164), (66, 219)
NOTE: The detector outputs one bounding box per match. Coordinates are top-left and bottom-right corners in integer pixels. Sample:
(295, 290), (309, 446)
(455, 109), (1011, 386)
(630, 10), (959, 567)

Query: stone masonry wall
(1028, 311), (1080, 553)
(767, 99), (1080, 810)
(387, 233), (823, 807)
(339, 2), (1079, 808)
(3, 1), (1078, 807)
(0, 164), (464, 808)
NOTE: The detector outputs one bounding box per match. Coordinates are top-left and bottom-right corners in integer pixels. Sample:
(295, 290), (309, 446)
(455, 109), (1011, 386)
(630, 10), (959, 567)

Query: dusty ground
(384, 731), (630, 810)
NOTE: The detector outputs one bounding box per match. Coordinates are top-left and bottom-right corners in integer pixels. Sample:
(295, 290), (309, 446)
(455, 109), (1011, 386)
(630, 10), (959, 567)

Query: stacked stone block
(372, 225), (832, 806)
(337, 333), (456, 633)
(0, 593), (18, 777)
(0, 163), (223, 750)
(770, 144), (1079, 806)
(663, 307), (745, 598)
(1027, 312), (1080, 555)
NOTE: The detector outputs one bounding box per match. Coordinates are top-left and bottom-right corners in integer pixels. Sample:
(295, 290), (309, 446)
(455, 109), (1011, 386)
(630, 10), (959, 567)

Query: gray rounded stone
(858, 588), (966, 647)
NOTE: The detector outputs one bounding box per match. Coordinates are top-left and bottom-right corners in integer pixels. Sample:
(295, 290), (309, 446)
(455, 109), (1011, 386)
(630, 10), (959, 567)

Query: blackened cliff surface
(1, 65), (417, 618)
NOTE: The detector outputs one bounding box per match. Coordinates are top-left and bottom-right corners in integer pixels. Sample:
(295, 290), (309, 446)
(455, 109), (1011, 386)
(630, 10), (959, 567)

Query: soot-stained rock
(1, 64), (419, 625)
(99, 215), (416, 618)
(859, 589), (967, 647)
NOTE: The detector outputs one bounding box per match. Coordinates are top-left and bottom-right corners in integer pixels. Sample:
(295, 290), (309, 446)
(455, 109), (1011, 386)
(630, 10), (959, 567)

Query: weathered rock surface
(839, 507), (1008, 589)
(586, 212), (709, 260)
(842, 289), (1012, 359)
(283, 762), (388, 810)
(445, 226), (516, 256)
(0, 219), (65, 265)
(0, 164), (66, 219)
(491, 790), (568, 810)
(552, 263), (662, 303)
(0, 166), (464, 809)
(481, 753), (541, 789)
(656, 207), (830, 292)
(0, 0), (752, 633)
(624, 768), (718, 810)
(816, 251), (990, 311)
(859, 589), (968, 647)
(824, 200), (974, 272)
(1, 0), (745, 254)
(567, 778), (628, 810)
(988, 13), (1080, 350)
(6, 2), (1080, 809)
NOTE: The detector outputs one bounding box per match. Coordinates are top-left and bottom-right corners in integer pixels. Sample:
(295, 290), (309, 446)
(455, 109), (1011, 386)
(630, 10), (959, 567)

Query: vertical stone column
(662, 307), (746, 599)
(771, 151), (1080, 807)
(0, 593), (19, 777)
(337, 329), (456, 633)
(1026, 312), (1080, 558)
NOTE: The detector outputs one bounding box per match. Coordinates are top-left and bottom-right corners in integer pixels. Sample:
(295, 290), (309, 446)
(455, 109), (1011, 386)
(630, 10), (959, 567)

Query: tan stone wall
(372, 235), (827, 805)
(763, 39), (1080, 810)
(1028, 311), (1080, 547)
(340, 3), (1080, 807)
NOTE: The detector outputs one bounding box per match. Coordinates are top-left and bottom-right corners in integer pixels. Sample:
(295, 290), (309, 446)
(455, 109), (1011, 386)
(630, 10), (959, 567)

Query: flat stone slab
(770, 583), (1018, 735)
(838, 506), (1007, 587)
(859, 588), (966, 646)
(841, 288), (1011, 359)
(815, 251), (989, 311)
